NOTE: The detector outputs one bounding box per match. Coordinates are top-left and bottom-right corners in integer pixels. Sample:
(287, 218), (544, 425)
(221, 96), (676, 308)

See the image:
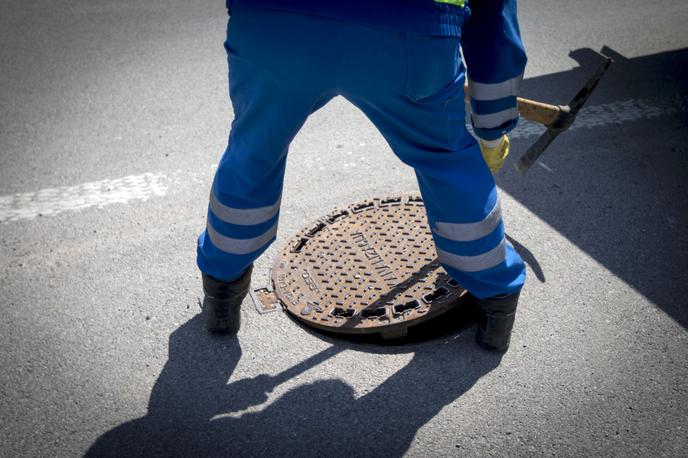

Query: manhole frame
(259, 194), (469, 339)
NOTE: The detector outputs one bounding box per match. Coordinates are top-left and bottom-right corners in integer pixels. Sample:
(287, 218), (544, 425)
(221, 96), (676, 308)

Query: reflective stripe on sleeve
(434, 199), (502, 242)
(473, 107), (519, 129)
(436, 238), (507, 272)
(207, 222), (278, 255)
(209, 190), (281, 226)
(434, 0), (465, 6)
(468, 75), (523, 101)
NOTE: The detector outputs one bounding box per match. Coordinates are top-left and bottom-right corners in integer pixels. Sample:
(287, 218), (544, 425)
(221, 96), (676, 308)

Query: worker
(197, 0), (527, 352)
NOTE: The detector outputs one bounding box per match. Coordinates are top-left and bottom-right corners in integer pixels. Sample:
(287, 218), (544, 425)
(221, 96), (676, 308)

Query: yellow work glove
(479, 135), (510, 173)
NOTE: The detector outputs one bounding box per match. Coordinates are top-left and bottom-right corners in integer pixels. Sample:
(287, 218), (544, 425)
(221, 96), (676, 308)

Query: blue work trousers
(197, 9), (525, 298)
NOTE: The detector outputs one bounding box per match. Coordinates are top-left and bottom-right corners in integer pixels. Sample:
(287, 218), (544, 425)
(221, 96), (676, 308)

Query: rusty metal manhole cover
(259, 194), (468, 339)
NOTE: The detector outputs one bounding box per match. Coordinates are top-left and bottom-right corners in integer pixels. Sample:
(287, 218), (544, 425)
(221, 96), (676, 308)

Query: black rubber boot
(202, 265), (253, 333)
(474, 291), (520, 352)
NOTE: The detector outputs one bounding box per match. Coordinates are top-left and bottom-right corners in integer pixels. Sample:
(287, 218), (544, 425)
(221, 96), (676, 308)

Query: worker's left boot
(202, 265), (253, 333)
(475, 290), (520, 352)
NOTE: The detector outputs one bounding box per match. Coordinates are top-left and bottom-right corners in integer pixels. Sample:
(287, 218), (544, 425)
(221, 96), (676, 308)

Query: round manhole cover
(271, 194), (467, 339)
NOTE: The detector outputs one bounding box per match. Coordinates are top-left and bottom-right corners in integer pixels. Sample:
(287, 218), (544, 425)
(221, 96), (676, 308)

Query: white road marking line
(0, 173), (168, 223)
(0, 97), (683, 224)
(510, 96), (687, 139)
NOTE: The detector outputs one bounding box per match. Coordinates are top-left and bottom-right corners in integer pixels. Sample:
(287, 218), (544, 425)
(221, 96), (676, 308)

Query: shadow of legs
(87, 315), (503, 457)
(506, 234), (545, 283)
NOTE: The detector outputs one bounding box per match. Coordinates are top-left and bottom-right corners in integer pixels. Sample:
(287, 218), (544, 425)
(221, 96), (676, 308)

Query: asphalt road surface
(1, 1), (687, 456)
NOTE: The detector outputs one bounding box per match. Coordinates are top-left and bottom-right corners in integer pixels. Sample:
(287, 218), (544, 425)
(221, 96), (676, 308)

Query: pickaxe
(464, 56), (612, 174)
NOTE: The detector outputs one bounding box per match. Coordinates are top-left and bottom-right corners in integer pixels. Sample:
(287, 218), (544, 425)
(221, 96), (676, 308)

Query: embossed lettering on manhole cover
(271, 195), (467, 339)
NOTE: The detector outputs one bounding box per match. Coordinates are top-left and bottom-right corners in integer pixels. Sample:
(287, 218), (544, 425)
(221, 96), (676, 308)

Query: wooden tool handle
(516, 97), (561, 126)
(463, 84), (561, 127)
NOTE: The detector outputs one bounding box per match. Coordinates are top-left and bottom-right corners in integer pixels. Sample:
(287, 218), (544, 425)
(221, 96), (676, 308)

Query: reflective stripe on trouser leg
(197, 9), (335, 282)
(337, 30), (525, 298)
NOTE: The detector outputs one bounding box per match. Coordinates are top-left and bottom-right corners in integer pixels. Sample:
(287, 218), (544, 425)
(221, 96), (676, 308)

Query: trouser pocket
(404, 34), (462, 103)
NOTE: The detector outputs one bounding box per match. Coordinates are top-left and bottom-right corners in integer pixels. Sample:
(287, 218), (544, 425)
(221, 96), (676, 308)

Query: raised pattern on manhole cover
(272, 194), (467, 338)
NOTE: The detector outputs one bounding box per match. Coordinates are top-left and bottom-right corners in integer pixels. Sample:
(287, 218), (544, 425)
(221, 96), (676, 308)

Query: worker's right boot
(202, 265), (253, 334)
(474, 290), (520, 352)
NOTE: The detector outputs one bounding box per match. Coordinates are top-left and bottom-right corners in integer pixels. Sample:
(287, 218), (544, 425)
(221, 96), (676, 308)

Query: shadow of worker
(86, 314), (244, 456)
(87, 313), (502, 457)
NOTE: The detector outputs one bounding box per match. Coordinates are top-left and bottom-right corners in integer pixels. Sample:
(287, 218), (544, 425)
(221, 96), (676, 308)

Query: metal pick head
(515, 57), (612, 174)
(515, 128), (560, 174)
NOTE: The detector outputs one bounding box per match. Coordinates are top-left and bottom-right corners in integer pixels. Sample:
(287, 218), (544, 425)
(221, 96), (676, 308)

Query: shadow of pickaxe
(215, 345), (344, 415)
(465, 53), (612, 174)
